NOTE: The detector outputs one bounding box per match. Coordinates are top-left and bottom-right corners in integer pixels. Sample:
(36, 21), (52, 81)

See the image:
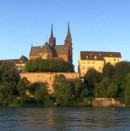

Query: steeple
(67, 22), (71, 38)
(64, 22), (72, 46)
(49, 24), (56, 46)
(64, 22), (73, 63)
(50, 24), (53, 39)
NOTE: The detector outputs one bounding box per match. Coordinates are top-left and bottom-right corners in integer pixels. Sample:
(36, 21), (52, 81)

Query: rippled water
(0, 107), (130, 131)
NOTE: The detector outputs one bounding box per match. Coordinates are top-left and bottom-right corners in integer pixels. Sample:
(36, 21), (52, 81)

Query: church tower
(49, 24), (56, 46)
(64, 22), (73, 63)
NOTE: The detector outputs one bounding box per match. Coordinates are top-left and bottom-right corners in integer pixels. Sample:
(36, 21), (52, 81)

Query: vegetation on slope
(1, 61), (130, 107)
(25, 58), (74, 72)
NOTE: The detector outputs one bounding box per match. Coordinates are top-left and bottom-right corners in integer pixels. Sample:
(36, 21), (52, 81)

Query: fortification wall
(20, 72), (79, 93)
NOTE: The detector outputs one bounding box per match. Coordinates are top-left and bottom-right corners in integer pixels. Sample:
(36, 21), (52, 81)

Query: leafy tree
(33, 82), (52, 106)
(84, 68), (102, 96)
(95, 77), (109, 97)
(0, 82), (16, 106)
(95, 77), (118, 98)
(0, 62), (19, 82)
(72, 78), (88, 98)
(113, 61), (130, 97)
(107, 83), (118, 98)
(124, 73), (130, 107)
(17, 77), (30, 96)
(102, 63), (114, 79)
(53, 74), (74, 106)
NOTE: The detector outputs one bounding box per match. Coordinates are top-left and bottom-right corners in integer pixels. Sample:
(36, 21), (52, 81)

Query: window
(94, 56), (97, 59)
(86, 56), (88, 59)
(87, 66), (90, 69)
(82, 66), (85, 69)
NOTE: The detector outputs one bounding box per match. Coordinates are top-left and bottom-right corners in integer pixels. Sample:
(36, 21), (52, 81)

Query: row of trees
(25, 58), (74, 72)
(1, 60), (130, 107)
(0, 62), (87, 106)
(84, 61), (130, 106)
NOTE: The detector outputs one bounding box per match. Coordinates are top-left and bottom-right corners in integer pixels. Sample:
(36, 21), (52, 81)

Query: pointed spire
(50, 24), (53, 39)
(49, 24), (56, 46)
(67, 21), (71, 38)
(65, 21), (72, 45)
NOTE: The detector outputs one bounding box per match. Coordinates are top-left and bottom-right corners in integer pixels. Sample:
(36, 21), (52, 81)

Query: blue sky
(0, 0), (130, 71)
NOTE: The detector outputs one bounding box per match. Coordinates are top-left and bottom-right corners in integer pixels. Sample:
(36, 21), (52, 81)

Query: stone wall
(20, 72), (79, 93)
(92, 98), (125, 107)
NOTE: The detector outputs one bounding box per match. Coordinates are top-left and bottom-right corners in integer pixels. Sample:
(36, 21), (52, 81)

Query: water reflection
(0, 107), (130, 130)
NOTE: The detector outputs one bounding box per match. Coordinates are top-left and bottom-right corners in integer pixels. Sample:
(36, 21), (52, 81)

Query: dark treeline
(0, 61), (130, 107)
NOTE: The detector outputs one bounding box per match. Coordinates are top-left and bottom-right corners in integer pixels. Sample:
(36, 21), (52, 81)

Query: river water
(0, 107), (130, 131)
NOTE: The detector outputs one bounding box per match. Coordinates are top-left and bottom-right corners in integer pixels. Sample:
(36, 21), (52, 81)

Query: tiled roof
(55, 45), (69, 55)
(30, 46), (43, 56)
(80, 51), (121, 60)
(30, 44), (69, 57)
(0, 55), (28, 64)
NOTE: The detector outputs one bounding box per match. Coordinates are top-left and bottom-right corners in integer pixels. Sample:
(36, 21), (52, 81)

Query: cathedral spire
(50, 24), (53, 39)
(67, 22), (71, 38)
(49, 24), (56, 46)
(64, 22), (72, 63)
(64, 21), (72, 46)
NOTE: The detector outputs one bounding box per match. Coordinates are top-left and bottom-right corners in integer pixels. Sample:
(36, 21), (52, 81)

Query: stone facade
(20, 72), (79, 93)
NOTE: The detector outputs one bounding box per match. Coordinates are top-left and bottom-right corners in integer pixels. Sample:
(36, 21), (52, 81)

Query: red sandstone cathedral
(29, 23), (73, 63)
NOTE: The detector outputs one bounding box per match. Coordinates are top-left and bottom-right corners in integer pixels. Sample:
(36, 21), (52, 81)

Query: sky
(0, 0), (130, 72)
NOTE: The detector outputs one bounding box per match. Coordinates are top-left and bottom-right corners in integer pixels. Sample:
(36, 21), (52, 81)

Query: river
(0, 107), (130, 131)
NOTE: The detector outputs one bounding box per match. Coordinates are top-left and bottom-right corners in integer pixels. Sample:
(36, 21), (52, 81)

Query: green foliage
(84, 68), (102, 96)
(0, 62), (19, 82)
(0, 62), (18, 106)
(72, 78), (88, 98)
(33, 82), (52, 106)
(123, 73), (130, 107)
(53, 75), (89, 106)
(0, 81), (16, 106)
(25, 58), (74, 72)
(102, 63), (114, 79)
(53, 74), (74, 106)
(17, 77), (30, 96)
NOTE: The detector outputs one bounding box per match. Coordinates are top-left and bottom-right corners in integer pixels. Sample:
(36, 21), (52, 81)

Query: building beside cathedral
(29, 23), (73, 63)
(78, 51), (122, 77)
(0, 55), (28, 72)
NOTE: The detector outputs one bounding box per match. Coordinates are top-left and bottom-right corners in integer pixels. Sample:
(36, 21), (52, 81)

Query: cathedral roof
(30, 45), (69, 57)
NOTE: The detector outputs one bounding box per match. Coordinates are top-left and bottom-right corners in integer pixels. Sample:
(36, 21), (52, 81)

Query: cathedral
(29, 23), (73, 63)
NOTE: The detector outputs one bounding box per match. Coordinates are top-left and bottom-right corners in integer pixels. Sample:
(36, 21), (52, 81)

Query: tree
(95, 77), (118, 98)
(0, 82), (16, 106)
(0, 62), (19, 82)
(84, 68), (102, 96)
(73, 78), (88, 98)
(113, 61), (130, 97)
(124, 73), (130, 107)
(33, 82), (52, 106)
(53, 74), (74, 106)
(17, 77), (30, 96)
(102, 63), (114, 79)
